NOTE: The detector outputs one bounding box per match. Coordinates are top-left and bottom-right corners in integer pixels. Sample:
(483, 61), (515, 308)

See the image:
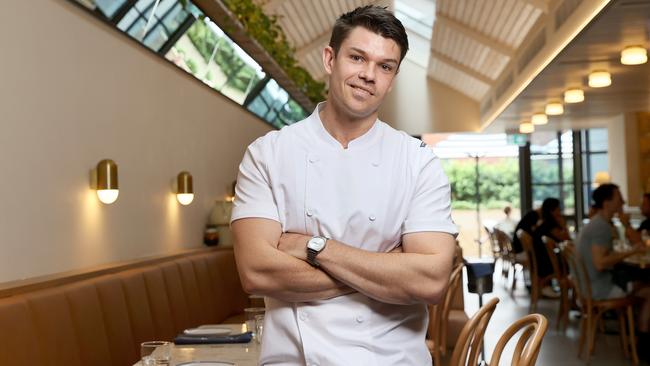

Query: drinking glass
(140, 341), (171, 365)
(255, 314), (265, 343)
(244, 307), (265, 337)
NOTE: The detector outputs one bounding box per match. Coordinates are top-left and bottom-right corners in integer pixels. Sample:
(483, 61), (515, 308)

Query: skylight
(394, 0), (435, 68)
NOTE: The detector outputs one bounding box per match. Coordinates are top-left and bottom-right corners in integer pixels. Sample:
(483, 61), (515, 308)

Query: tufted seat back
(0, 248), (248, 366)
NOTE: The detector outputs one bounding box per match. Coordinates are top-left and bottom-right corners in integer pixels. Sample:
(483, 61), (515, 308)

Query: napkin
(174, 331), (253, 345)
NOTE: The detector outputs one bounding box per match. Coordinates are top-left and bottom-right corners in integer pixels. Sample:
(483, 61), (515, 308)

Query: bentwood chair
(485, 225), (502, 263)
(489, 313), (549, 366)
(448, 297), (499, 366)
(494, 228), (526, 294)
(427, 263), (464, 365)
(541, 236), (571, 330)
(517, 230), (553, 313)
(561, 245), (639, 365)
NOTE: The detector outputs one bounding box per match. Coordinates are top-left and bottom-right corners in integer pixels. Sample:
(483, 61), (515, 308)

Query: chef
(231, 5), (457, 365)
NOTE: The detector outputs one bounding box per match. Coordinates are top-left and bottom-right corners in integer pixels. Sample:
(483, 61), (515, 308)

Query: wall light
(96, 159), (119, 204)
(545, 102), (564, 116)
(564, 88), (585, 103)
(519, 121), (534, 134)
(531, 113), (548, 125)
(588, 70), (611, 88)
(621, 45), (647, 65)
(176, 171), (194, 205)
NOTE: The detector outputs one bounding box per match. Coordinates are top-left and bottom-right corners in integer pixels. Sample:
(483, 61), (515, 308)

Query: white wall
(0, 0), (271, 282)
(379, 59), (481, 134)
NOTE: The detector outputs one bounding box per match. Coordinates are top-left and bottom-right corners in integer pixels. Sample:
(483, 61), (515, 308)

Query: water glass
(255, 314), (265, 343)
(141, 341), (171, 365)
(244, 307), (265, 337)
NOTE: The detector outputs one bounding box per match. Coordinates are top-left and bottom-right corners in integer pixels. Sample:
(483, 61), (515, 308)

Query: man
(576, 184), (650, 336)
(231, 6), (457, 365)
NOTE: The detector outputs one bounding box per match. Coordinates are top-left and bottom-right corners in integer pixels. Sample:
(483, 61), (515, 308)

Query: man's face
(322, 27), (401, 119)
(641, 196), (650, 217)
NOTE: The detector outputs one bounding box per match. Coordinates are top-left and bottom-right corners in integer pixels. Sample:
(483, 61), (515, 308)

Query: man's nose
(359, 63), (376, 82)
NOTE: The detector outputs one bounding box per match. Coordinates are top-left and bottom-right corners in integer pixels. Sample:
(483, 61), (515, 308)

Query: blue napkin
(174, 331), (253, 345)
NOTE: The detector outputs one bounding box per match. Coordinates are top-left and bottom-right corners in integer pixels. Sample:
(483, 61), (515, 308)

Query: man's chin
(342, 101), (380, 120)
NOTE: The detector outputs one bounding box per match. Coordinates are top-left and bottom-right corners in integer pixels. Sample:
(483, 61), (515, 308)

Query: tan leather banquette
(0, 247), (248, 366)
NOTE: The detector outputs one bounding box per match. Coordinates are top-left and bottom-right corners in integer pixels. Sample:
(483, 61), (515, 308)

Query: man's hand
(278, 232), (311, 261)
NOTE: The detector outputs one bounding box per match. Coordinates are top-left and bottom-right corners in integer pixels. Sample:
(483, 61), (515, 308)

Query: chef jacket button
(309, 156), (319, 163)
(299, 312), (307, 321)
(372, 162), (380, 167)
(369, 215), (376, 221)
(356, 315), (364, 323)
(306, 209), (313, 217)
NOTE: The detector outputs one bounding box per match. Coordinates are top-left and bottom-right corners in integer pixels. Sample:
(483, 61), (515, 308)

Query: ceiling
(486, 0), (650, 133)
(257, 0), (632, 133)
(259, 0), (393, 81)
(428, 0), (546, 101)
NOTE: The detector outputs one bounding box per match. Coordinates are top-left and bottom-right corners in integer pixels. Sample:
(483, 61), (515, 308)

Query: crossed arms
(231, 218), (456, 305)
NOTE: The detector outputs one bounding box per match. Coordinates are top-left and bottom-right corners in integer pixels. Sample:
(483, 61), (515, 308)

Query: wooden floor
(463, 261), (649, 366)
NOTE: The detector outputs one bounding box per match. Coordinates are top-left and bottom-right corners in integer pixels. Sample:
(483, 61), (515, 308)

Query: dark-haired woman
(532, 198), (570, 279)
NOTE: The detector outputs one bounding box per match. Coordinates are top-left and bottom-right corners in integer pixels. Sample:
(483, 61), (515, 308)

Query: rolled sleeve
(401, 153), (458, 237)
(230, 138), (280, 224)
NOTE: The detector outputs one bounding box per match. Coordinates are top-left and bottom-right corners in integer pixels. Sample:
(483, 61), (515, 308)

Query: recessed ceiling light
(545, 102), (564, 115)
(621, 46), (647, 65)
(588, 70), (611, 88)
(531, 113), (548, 125)
(564, 88), (585, 103)
(519, 121), (534, 134)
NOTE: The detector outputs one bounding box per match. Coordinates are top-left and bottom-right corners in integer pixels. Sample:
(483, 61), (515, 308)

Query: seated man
(576, 184), (650, 345)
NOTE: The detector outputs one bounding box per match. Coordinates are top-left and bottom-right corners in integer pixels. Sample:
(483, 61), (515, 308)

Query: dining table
(133, 323), (261, 366)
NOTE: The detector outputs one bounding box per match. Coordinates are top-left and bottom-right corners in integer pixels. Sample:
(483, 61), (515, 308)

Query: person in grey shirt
(577, 184), (645, 298)
(576, 183), (650, 340)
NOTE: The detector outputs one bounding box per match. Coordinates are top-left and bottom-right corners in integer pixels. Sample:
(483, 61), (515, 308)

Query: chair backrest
(517, 229), (537, 280)
(494, 228), (513, 256)
(427, 263), (465, 358)
(541, 236), (564, 280)
(560, 244), (593, 305)
(489, 314), (549, 366)
(485, 226), (500, 255)
(449, 297), (499, 366)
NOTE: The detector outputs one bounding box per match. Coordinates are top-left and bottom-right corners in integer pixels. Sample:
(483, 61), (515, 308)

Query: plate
(176, 362), (235, 366)
(183, 327), (232, 336)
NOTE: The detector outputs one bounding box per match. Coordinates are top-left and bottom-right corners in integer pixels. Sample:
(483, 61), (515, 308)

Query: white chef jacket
(231, 103), (458, 366)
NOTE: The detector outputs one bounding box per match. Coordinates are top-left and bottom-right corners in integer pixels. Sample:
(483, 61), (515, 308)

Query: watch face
(308, 237), (326, 251)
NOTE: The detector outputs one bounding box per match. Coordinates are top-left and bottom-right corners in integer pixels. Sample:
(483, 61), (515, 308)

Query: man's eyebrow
(349, 47), (398, 65)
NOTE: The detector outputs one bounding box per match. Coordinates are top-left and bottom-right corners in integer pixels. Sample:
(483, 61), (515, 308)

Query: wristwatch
(306, 236), (329, 267)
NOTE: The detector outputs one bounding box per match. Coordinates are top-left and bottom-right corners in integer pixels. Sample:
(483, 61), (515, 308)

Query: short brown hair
(329, 5), (409, 64)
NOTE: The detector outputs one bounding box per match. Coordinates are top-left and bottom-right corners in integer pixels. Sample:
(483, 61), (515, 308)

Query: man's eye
(382, 64), (393, 72)
(351, 55), (362, 61)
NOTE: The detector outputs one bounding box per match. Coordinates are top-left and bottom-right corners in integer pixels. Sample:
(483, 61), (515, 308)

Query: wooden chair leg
(619, 310), (630, 359)
(530, 281), (538, 313)
(577, 316), (586, 358)
(586, 313), (597, 364)
(627, 306), (639, 365)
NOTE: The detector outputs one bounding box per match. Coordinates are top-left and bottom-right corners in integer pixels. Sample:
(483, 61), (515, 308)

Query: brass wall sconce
(95, 159), (119, 204)
(176, 171), (194, 205)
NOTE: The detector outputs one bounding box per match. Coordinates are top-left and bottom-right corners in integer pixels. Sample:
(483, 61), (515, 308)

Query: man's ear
(322, 46), (335, 75)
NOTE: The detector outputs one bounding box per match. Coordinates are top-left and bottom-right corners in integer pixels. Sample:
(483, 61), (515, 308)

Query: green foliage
(442, 159), (520, 209)
(221, 0), (326, 103)
(186, 58), (198, 74)
(185, 21), (262, 93)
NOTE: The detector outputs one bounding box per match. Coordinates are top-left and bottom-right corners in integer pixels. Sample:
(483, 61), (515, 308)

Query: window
(71, 0), (308, 128)
(581, 128), (608, 214)
(530, 131), (575, 215)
